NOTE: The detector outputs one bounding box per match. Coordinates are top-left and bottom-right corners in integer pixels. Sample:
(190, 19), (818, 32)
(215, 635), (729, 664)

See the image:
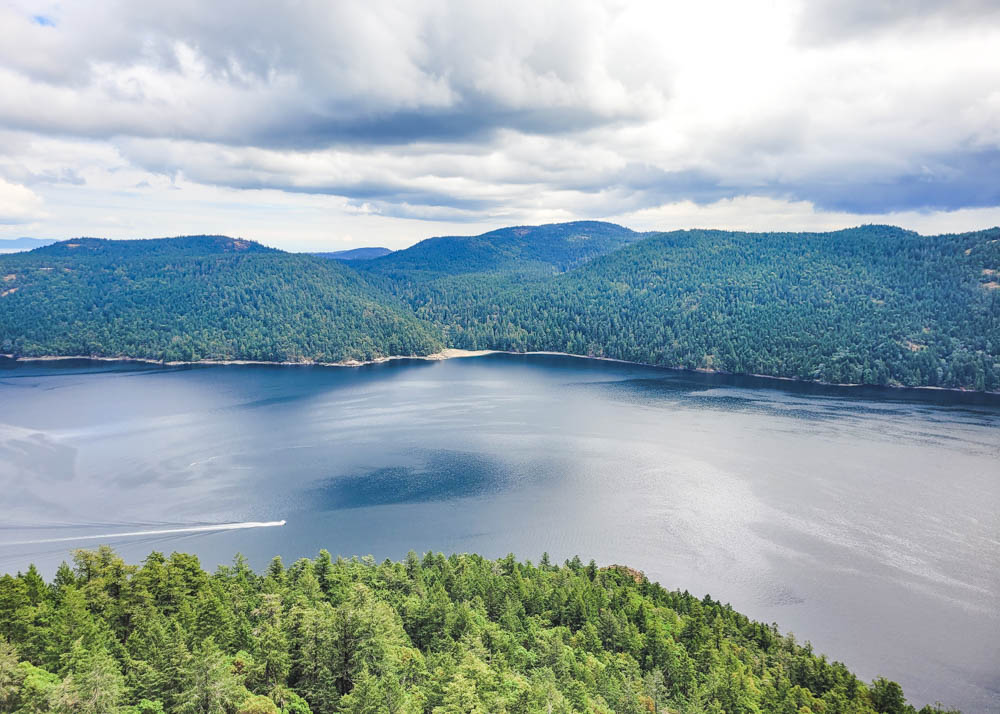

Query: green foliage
(235, 695), (278, 714)
(361, 221), (641, 280)
(49, 639), (126, 713)
(363, 224), (1000, 390)
(0, 548), (957, 713)
(0, 237), (441, 363)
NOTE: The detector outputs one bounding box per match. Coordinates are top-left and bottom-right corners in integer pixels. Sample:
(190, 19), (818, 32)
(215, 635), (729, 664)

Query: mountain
(32, 234), (276, 258)
(1, 223), (998, 390)
(0, 547), (950, 714)
(0, 236), (442, 362)
(360, 220), (642, 280)
(0, 237), (57, 253)
(373, 224), (1000, 391)
(312, 246), (393, 261)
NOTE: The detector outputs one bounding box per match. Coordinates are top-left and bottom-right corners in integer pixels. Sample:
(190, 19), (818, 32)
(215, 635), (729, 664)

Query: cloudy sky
(1, 0), (998, 250)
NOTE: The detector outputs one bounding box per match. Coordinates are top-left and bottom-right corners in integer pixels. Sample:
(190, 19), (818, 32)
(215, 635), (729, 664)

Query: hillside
(0, 547), (955, 714)
(30, 235), (277, 258)
(359, 221), (642, 281)
(0, 236), (442, 363)
(377, 225), (1000, 391)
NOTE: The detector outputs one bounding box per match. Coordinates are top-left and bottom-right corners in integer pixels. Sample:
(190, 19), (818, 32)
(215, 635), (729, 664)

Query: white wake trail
(0, 520), (287, 546)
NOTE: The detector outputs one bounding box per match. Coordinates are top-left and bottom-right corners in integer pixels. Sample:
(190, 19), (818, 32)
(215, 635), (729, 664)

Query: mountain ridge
(359, 220), (642, 279)
(1, 222), (997, 390)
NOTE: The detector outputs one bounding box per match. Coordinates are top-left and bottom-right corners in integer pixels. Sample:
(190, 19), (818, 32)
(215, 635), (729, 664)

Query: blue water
(1, 354), (997, 711)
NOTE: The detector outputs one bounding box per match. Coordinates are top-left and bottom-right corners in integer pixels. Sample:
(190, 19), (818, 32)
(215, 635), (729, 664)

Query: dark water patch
(307, 451), (511, 510)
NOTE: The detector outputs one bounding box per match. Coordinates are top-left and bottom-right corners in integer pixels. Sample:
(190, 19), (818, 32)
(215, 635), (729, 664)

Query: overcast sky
(1, 0), (998, 250)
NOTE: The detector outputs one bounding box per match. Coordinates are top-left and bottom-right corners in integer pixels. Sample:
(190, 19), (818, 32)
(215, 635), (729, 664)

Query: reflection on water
(0, 353), (998, 712)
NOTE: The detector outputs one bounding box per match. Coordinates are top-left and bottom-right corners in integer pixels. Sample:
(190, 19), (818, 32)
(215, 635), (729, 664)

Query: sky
(0, 0), (998, 251)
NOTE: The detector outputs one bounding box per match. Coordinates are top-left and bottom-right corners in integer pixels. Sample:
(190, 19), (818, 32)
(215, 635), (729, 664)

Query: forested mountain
(360, 221), (642, 280)
(312, 247), (393, 261)
(365, 225), (1000, 391)
(32, 236), (277, 258)
(0, 547), (955, 714)
(1, 224), (997, 389)
(0, 236), (441, 363)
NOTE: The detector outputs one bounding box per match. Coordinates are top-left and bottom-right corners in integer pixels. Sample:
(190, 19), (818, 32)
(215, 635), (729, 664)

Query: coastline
(2, 348), (997, 397)
(0, 348), (496, 369)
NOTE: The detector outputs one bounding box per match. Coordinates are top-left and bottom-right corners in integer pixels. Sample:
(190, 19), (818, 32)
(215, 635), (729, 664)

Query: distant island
(0, 237), (57, 253)
(0, 222), (997, 391)
(0, 547), (956, 714)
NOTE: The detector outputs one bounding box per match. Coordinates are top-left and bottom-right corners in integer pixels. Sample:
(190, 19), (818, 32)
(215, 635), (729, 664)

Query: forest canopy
(0, 547), (959, 714)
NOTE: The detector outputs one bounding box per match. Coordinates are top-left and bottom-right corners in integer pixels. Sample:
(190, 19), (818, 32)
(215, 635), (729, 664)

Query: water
(1, 354), (997, 712)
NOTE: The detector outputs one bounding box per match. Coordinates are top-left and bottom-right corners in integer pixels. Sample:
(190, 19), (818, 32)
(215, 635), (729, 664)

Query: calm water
(1, 354), (998, 712)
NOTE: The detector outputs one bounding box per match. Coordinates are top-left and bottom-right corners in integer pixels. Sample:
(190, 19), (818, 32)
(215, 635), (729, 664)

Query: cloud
(0, 178), (45, 224)
(618, 195), (1000, 237)
(0, 0), (998, 242)
(0, 1), (668, 147)
(795, 0), (1000, 45)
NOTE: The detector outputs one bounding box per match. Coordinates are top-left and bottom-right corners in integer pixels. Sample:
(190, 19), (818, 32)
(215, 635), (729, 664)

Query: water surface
(1, 354), (997, 712)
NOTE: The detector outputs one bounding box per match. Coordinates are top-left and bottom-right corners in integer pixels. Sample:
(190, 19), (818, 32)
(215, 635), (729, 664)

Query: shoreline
(0, 348), (496, 369)
(2, 348), (997, 397)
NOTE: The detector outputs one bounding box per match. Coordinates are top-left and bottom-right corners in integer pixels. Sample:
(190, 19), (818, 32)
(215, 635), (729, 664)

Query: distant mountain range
(312, 246), (393, 261)
(0, 237), (57, 253)
(1, 221), (998, 390)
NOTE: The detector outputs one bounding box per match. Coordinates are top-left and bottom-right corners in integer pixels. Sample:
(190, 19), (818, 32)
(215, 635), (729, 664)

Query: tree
(249, 594), (290, 691)
(871, 677), (907, 714)
(236, 694), (279, 714)
(0, 636), (23, 709)
(176, 638), (249, 714)
(49, 640), (126, 714)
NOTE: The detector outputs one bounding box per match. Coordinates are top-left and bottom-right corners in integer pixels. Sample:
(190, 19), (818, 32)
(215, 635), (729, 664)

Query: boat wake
(0, 520), (287, 546)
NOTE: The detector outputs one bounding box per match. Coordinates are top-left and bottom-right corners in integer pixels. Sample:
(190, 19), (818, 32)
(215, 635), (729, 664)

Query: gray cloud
(0, 0), (998, 233)
(796, 0), (1000, 45)
(790, 149), (1000, 213)
(0, 1), (665, 148)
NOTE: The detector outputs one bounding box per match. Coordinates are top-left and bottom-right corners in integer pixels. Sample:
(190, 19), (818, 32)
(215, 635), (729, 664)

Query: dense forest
(0, 237), (441, 363)
(1, 223), (998, 389)
(359, 222), (642, 281)
(357, 223), (1000, 391)
(0, 547), (957, 714)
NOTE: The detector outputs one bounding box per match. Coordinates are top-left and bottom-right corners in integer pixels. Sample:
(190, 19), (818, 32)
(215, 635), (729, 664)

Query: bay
(0, 354), (997, 711)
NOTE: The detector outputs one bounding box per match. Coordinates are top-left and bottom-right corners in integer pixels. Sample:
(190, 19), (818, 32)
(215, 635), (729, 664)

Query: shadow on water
(5, 353), (999, 408)
(305, 450), (510, 510)
(476, 352), (1000, 412)
(584, 374), (1000, 419)
(663, 367), (1000, 408)
(0, 356), (172, 378)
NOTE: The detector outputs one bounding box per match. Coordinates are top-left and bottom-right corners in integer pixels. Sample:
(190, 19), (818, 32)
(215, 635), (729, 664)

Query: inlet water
(1, 354), (997, 712)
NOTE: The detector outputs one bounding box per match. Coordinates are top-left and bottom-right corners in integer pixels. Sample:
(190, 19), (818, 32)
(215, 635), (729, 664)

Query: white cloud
(0, 178), (45, 224)
(616, 196), (1000, 235)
